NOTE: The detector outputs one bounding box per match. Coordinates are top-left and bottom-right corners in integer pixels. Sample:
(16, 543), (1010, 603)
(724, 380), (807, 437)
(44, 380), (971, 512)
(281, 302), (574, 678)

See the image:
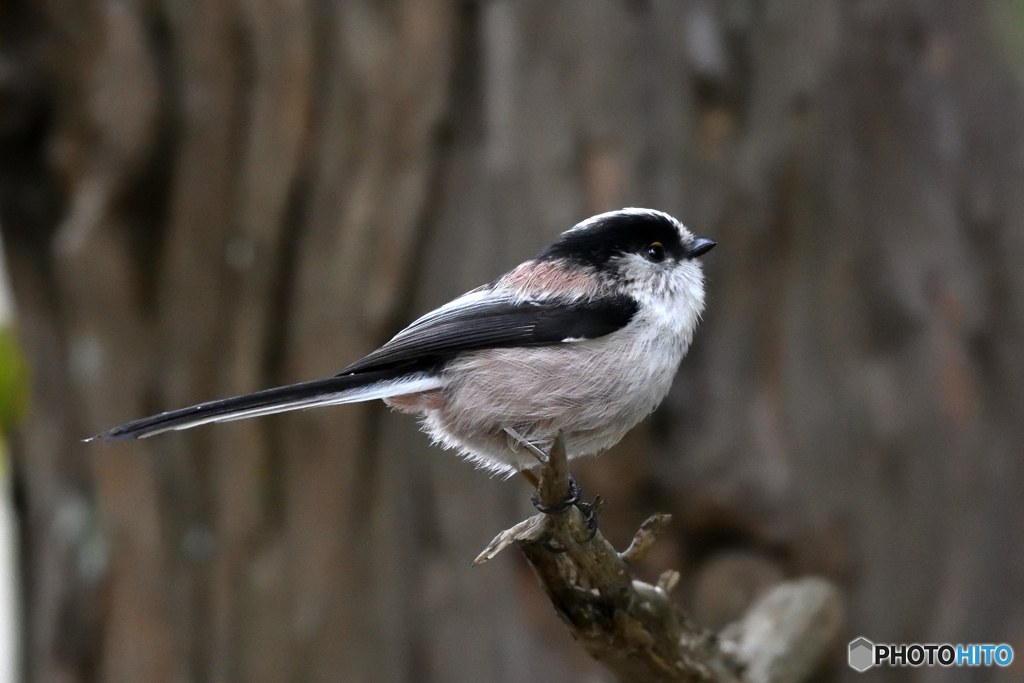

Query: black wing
(338, 290), (639, 375)
(89, 291), (638, 442)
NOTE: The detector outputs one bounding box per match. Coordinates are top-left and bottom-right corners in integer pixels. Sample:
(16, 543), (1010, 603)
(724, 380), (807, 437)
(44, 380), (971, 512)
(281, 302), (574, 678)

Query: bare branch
(478, 434), (842, 682)
(620, 513), (673, 564)
(719, 578), (843, 683)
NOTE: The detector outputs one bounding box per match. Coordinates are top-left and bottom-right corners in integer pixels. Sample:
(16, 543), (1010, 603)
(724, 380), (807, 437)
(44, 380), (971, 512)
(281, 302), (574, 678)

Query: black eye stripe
(537, 212), (686, 268)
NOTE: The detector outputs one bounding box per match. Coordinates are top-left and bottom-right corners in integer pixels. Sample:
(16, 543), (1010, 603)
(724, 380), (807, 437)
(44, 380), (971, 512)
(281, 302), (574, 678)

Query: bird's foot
(504, 426), (549, 464)
(507, 428), (599, 546)
(530, 473), (581, 515)
(574, 497), (599, 542)
(531, 474), (599, 544)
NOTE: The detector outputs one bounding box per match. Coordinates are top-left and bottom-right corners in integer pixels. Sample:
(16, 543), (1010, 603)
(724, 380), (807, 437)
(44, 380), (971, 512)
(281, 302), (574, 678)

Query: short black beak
(686, 237), (716, 258)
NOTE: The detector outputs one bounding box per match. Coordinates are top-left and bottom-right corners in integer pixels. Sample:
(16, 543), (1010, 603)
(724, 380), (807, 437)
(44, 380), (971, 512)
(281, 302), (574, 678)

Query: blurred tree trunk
(2, 0), (1024, 681)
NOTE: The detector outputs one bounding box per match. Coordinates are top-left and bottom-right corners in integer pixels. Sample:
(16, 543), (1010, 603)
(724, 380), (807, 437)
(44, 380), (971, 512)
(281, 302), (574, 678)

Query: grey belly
(419, 333), (681, 473)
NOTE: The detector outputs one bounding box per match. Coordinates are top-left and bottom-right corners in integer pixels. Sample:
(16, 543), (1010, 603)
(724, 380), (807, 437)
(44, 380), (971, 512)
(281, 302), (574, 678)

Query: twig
(719, 577), (843, 683)
(534, 430), (570, 511)
(620, 513), (672, 564)
(477, 433), (842, 682)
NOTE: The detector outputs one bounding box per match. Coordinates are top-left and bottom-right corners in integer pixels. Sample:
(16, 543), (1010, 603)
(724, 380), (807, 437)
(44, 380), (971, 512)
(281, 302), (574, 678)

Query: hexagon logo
(849, 637), (875, 672)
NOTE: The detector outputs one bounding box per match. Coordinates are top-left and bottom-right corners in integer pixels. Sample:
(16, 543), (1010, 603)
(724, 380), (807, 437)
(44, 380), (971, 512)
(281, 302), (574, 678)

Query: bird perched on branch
(90, 208), (715, 477)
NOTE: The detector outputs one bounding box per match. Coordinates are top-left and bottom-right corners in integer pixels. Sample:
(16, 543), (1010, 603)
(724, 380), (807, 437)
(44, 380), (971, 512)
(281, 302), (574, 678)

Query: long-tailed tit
(89, 208), (715, 476)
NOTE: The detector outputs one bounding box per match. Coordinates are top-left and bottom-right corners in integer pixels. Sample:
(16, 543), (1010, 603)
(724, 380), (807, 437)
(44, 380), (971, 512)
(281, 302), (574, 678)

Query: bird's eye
(647, 242), (666, 262)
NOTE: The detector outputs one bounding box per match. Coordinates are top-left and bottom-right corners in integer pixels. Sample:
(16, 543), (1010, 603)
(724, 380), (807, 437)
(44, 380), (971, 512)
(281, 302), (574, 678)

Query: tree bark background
(2, 0), (1023, 681)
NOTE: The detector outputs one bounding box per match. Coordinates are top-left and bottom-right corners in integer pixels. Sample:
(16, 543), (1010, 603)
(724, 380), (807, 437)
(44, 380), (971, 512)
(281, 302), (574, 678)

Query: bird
(89, 208), (715, 477)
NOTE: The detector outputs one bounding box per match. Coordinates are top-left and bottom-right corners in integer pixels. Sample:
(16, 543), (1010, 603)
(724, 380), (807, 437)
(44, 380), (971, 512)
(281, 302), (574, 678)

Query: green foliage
(0, 327), (30, 468)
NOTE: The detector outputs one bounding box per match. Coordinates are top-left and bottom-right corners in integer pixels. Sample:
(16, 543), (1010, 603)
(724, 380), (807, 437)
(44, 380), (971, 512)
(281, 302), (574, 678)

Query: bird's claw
(531, 473), (581, 515)
(531, 474), (599, 548)
(575, 499), (599, 542)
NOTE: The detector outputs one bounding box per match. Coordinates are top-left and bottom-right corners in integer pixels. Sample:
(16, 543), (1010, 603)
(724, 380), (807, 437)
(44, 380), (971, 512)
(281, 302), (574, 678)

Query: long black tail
(88, 369), (443, 442)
